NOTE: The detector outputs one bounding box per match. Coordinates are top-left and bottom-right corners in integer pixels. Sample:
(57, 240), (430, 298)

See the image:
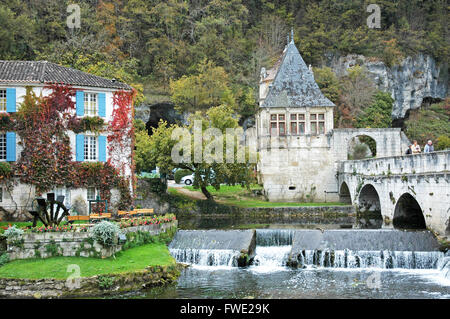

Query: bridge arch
(339, 182), (351, 204)
(393, 193), (426, 229)
(356, 184), (383, 228)
(347, 135), (376, 160)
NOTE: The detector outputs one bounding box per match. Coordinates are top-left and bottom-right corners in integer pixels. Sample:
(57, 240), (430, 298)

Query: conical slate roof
(262, 40), (334, 108)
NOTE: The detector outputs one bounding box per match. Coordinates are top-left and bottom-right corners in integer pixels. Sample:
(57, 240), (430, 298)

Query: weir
(169, 229), (446, 272)
(168, 230), (256, 266)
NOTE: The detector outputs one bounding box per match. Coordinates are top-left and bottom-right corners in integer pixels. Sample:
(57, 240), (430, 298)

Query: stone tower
(256, 35), (337, 202)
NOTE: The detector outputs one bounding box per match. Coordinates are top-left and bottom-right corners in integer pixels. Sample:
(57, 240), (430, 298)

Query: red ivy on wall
(108, 90), (136, 197)
(2, 84), (134, 210)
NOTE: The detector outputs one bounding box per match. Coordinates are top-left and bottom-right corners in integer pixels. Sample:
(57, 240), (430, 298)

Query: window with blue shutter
(98, 135), (106, 162)
(6, 88), (16, 113)
(76, 134), (84, 161)
(6, 132), (16, 162)
(76, 91), (84, 116)
(98, 93), (106, 117)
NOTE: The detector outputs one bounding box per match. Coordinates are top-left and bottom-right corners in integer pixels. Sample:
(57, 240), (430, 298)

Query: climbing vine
(1, 84), (134, 210)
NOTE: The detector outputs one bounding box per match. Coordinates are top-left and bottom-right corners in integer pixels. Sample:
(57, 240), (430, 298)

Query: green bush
(0, 252), (9, 267)
(174, 169), (192, 184)
(91, 221), (121, 247)
(436, 135), (450, 150)
(147, 178), (167, 194)
(0, 162), (12, 178)
(4, 225), (24, 238)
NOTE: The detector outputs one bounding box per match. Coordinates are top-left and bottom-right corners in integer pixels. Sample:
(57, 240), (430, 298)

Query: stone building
(256, 36), (409, 202)
(0, 61), (134, 219)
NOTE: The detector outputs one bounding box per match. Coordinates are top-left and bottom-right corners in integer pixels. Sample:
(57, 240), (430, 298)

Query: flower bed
(29, 225), (90, 233)
(119, 214), (176, 229)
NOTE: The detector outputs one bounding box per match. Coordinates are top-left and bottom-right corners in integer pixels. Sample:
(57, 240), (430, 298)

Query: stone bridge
(337, 150), (450, 235)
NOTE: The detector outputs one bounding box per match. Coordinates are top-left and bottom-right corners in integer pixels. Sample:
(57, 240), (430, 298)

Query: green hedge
(174, 169), (192, 184)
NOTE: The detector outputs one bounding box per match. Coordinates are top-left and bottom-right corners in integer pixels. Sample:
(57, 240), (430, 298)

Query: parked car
(180, 174), (194, 185)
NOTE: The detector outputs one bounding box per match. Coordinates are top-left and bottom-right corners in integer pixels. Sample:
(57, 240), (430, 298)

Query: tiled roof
(0, 61), (132, 90)
(262, 40), (334, 108)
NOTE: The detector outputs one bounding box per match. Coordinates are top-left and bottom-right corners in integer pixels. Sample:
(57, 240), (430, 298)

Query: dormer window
(0, 90), (6, 112)
(270, 114), (286, 136)
(84, 92), (98, 116)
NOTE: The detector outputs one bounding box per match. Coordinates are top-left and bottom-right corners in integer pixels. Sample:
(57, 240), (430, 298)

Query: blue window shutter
(98, 93), (106, 117)
(76, 91), (84, 116)
(98, 135), (106, 162)
(6, 88), (16, 113)
(76, 134), (84, 161)
(6, 132), (16, 162)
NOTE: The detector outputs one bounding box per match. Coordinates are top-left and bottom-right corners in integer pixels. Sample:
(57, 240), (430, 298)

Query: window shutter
(98, 135), (106, 162)
(6, 132), (16, 162)
(76, 91), (84, 116)
(98, 93), (106, 117)
(6, 88), (16, 113)
(76, 134), (84, 161)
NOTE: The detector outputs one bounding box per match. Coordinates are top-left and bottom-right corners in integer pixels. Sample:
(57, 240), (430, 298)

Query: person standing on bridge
(424, 140), (434, 153)
(411, 140), (421, 154)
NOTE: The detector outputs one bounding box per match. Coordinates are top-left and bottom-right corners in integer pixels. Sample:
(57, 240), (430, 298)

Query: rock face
(326, 53), (448, 119)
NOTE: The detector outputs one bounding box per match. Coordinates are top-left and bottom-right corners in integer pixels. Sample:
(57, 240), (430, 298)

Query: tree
(356, 91), (393, 128)
(141, 105), (257, 200)
(336, 66), (376, 128)
(170, 59), (236, 113)
(313, 67), (341, 103)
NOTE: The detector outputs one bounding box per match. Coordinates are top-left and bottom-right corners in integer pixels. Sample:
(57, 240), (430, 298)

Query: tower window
(290, 114), (305, 135)
(310, 113), (325, 134)
(270, 114), (286, 136)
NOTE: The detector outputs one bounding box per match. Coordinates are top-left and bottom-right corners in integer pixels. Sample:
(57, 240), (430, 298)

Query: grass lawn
(0, 243), (175, 279)
(171, 185), (347, 208)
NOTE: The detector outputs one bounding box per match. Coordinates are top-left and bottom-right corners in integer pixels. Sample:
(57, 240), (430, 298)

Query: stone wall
(0, 264), (183, 298)
(6, 221), (178, 261)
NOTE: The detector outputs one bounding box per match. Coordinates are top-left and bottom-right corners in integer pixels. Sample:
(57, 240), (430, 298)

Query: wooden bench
(67, 215), (90, 222)
(89, 213), (111, 220)
(118, 208), (154, 218)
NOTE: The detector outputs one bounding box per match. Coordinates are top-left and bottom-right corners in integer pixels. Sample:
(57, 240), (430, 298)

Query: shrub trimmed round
(91, 221), (121, 247)
(174, 169), (191, 184)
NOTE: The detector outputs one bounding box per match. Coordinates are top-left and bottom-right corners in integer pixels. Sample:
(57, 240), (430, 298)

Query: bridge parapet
(338, 151), (449, 176)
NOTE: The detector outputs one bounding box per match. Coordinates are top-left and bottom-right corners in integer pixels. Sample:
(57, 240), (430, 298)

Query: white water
(169, 248), (240, 267)
(249, 246), (292, 273)
(299, 249), (444, 269)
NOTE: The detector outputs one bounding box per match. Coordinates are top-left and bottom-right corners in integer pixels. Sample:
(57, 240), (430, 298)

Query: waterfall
(169, 248), (240, 267)
(252, 246), (291, 268)
(298, 249), (445, 269)
(256, 229), (294, 246)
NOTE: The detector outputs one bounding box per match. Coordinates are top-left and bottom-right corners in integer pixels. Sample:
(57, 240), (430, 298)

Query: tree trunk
(200, 186), (214, 201)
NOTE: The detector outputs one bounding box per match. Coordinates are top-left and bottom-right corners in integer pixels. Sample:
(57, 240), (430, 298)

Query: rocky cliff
(326, 54), (448, 119)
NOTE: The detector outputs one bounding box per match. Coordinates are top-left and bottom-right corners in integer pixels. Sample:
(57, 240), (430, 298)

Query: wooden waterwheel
(28, 193), (70, 227)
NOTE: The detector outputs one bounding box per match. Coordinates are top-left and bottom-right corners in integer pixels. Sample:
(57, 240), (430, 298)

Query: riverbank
(0, 242), (183, 298)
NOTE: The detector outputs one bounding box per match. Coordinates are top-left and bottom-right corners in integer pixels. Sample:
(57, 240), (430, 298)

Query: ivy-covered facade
(0, 61), (135, 220)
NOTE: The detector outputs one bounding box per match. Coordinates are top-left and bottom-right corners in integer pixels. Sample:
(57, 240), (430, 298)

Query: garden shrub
(146, 178), (167, 194)
(174, 169), (192, 183)
(0, 252), (9, 267)
(91, 221), (121, 247)
(436, 135), (450, 150)
(4, 225), (24, 238)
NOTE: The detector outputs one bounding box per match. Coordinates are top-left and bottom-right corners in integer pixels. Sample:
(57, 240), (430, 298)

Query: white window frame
(53, 187), (71, 208)
(270, 113), (286, 136)
(310, 113), (326, 135)
(0, 133), (6, 161)
(290, 113), (306, 135)
(84, 135), (98, 161)
(87, 187), (99, 201)
(84, 92), (98, 116)
(0, 89), (6, 112)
